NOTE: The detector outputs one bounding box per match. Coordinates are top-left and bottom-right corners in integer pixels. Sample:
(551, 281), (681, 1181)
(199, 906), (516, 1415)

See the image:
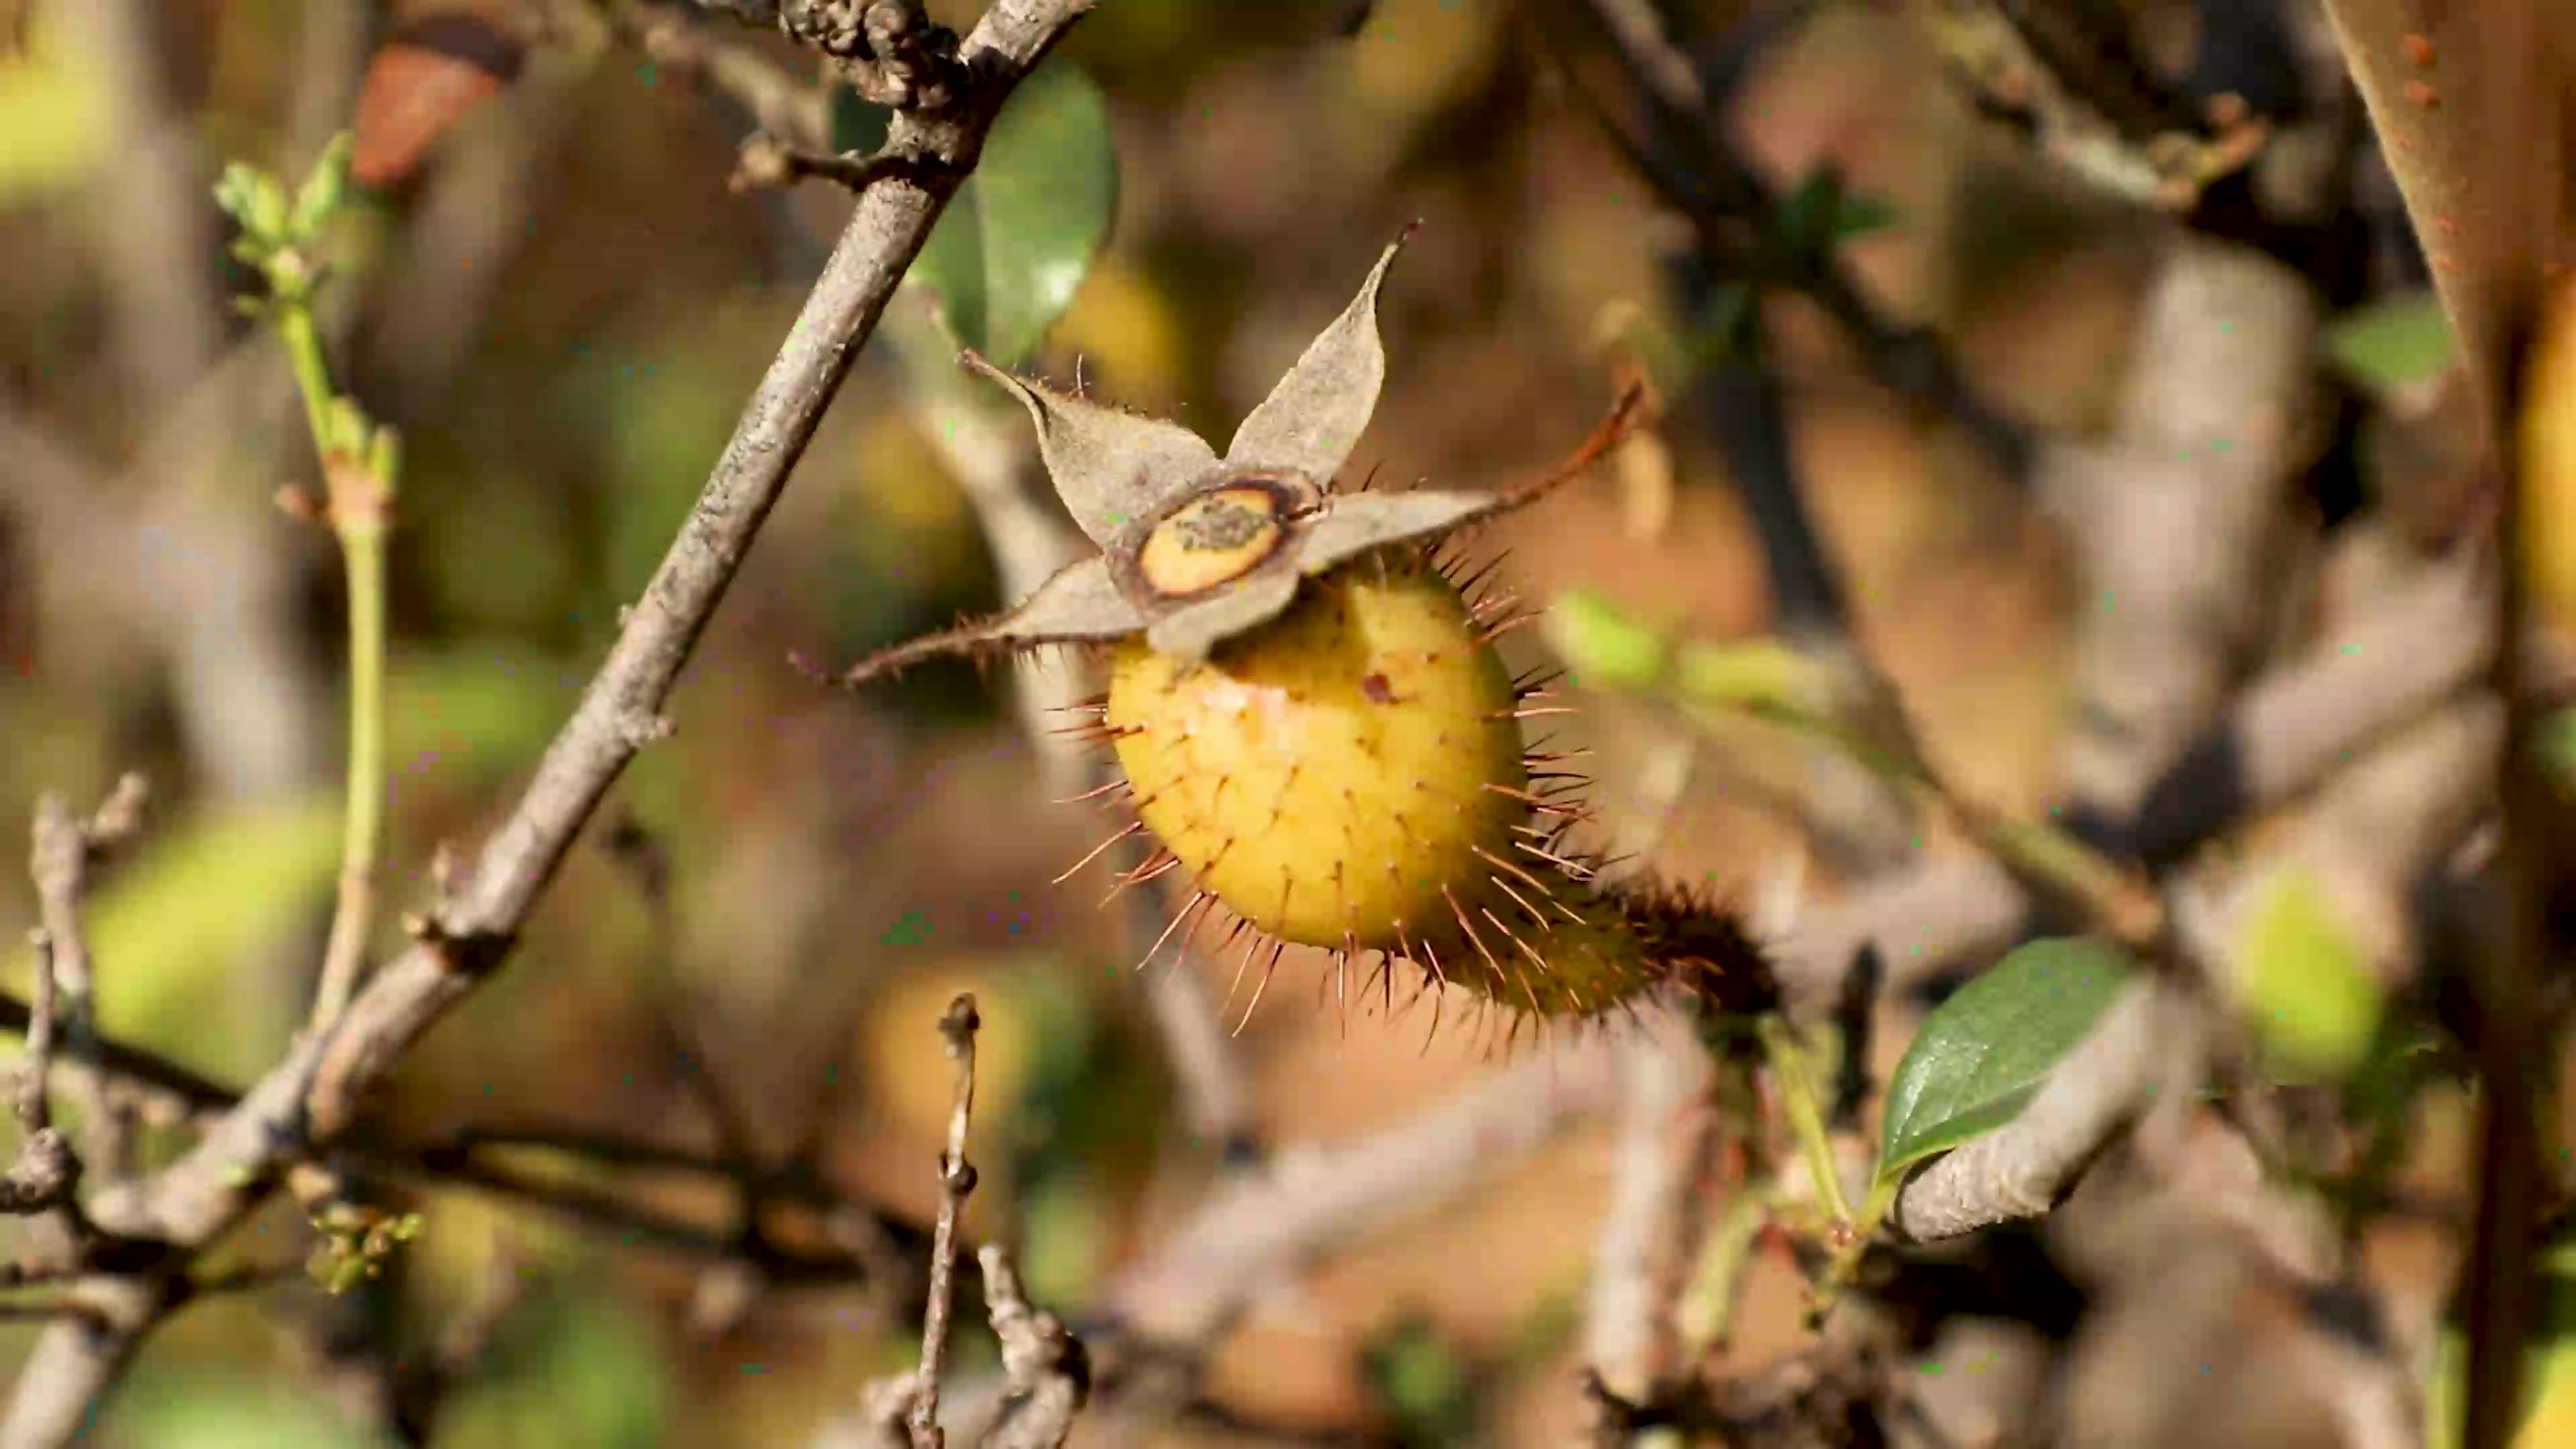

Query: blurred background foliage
(0, 0), (2473, 1442)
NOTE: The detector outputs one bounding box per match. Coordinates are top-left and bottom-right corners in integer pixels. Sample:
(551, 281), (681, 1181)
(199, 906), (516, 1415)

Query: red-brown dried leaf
(350, 12), (526, 188)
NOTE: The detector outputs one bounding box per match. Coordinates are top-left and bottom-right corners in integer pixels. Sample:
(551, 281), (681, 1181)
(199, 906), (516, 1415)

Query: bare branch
(906, 994), (982, 1449)
(0, 4), (1099, 1441)
(971, 1245), (1087, 1449)
(1583, 994), (1713, 1403)
(28, 777), (148, 1189)
(2045, 239), (2321, 832)
(1776, 553), (2496, 1007)
(0, 933), (77, 1221)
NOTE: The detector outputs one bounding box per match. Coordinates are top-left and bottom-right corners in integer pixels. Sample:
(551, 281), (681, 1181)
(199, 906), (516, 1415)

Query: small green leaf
(2233, 868), (2384, 1083)
(1875, 938), (2138, 1184)
(1833, 190), (1902, 240)
(1543, 588), (1668, 691)
(213, 161), (288, 241)
(1773, 166), (1847, 256)
(910, 61), (1117, 366)
(1361, 1318), (1481, 1447)
(2325, 290), (2456, 396)
(290, 132), (353, 238)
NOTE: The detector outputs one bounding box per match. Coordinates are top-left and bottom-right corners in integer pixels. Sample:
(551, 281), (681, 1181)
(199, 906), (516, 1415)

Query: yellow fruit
(2521, 274), (2576, 636)
(1108, 553), (1524, 955)
(1098, 550), (1773, 1024)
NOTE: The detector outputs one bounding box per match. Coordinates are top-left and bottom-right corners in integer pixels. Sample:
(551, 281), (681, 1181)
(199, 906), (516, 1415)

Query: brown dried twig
(904, 993), (982, 1449)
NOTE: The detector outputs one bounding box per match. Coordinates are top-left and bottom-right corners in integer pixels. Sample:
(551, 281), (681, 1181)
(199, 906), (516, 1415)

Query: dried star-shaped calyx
(833, 229), (1644, 684)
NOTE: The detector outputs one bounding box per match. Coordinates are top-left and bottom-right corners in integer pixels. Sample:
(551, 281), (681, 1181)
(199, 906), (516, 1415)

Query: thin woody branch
(0, 5), (1099, 1442)
(906, 994), (983, 1449)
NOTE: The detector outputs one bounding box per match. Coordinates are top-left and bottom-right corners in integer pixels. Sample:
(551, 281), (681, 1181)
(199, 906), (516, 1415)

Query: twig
(1, 932), (76, 1221)
(1110, 1038), (1620, 1346)
(1548, 0), (2035, 480)
(1774, 549), (2498, 1006)
(2042, 237), (2320, 839)
(28, 777), (148, 1187)
(0, 5), (1099, 1442)
(973, 1244), (1088, 1449)
(733, 133), (916, 194)
(1583, 1009), (1713, 1403)
(907, 994), (982, 1449)
(615, 0), (834, 149)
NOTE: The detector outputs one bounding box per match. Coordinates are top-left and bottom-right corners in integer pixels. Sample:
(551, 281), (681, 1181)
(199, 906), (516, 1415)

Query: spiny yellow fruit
(829, 230), (1777, 1031)
(1091, 549), (1768, 1026)
(1108, 553), (1523, 957)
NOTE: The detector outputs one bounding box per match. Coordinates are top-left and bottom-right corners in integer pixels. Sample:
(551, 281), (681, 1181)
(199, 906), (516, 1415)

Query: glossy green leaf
(2325, 290), (2456, 396)
(2233, 868), (2384, 1082)
(1876, 937), (2138, 1184)
(839, 62), (1115, 366)
(923, 62), (1115, 365)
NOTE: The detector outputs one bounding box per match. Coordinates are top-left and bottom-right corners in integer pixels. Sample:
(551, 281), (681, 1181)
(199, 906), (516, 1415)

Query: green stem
(270, 288), (394, 1026)
(274, 299), (338, 464)
(1758, 1014), (1852, 1228)
(313, 513), (387, 1025)
(1675, 1183), (1773, 1359)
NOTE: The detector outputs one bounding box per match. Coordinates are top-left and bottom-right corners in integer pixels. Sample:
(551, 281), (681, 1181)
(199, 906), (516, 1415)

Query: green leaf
(1768, 166), (1900, 256)
(1361, 1318), (1481, 1446)
(2325, 290), (2456, 396)
(1543, 588), (1669, 691)
(1833, 190), (1902, 240)
(2233, 869), (2384, 1082)
(912, 62), (1117, 366)
(1875, 938), (2138, 1184)
(290, 132), (354, 238)
(85, 794), (344, 1077)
